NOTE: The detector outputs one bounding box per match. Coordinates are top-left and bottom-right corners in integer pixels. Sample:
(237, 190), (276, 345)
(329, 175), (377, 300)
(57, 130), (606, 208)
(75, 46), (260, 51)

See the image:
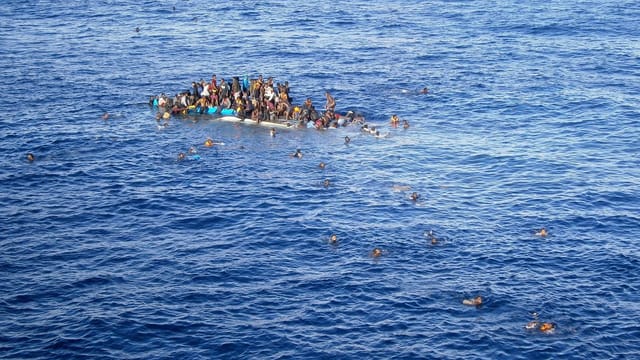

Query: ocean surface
(1, 1), (639, 359)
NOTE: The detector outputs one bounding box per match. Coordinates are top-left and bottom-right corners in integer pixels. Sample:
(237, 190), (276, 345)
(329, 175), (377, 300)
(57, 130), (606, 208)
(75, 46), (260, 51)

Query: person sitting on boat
(195, 96), (209, 114)
(220, 96), (231, 109)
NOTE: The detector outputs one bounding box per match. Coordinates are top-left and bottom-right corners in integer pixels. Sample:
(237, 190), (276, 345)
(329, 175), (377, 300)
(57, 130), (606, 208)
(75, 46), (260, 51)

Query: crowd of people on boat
(150, 74), (367, 129)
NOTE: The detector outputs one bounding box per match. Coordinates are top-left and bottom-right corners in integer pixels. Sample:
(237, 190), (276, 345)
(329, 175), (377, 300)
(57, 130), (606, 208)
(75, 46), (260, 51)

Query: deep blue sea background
(1, 1), (639, 359)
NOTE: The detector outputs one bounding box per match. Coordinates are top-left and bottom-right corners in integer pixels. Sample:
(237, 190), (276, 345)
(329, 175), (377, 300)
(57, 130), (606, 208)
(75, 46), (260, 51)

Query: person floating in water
(177, 152), (186, 161)
(535, 227), (548, 237)
(329, 234), (338, 244)
(319, 162), (326, 169)
(390, 114), (400, 128)
(420, 87), (429, 94)
(402, 120), (410, 129)
(26, 153), (35, 162)
(323, 179), (331, 188)
(425, 230), (437, 245)
(371, 247), (383, 258)
(270, 128), (276, 137)
(410, 192), (420, 202)
(462, 295), (483, 306)
(524, 312), (556, 333)
(291, 149), (303, 158)
(344, 135), (351, 144)
(204, 138), (214, 147)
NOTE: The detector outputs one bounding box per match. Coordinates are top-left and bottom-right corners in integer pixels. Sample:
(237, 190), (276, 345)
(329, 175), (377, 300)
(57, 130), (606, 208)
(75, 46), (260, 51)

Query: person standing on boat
(325, 91), (336, 113)
(210, 74), (217, 92)
(219, 78), (230, 100)
(252, 75), (263, 100)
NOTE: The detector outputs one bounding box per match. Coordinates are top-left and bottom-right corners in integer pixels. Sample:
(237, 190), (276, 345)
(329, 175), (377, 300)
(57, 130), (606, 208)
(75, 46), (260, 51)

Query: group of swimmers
(150, 73), (367, 129)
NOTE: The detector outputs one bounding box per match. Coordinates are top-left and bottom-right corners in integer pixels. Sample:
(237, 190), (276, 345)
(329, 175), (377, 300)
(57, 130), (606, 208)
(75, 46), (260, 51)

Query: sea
(1, 1), (639, 359)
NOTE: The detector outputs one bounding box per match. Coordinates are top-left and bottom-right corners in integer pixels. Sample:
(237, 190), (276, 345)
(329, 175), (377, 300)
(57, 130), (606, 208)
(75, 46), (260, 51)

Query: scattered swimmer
(371, 247), (383, 258)
(462, 295), (483, 307)
(410, 192), (420, 202)
(102, 112), (110, 120)
(402, 120), (410, 129)
(204, 138), (214, 147)
(535, 227), (548, 237)
(344, 135), (351, 144)
(420, 87), (429, 94)
(538, 322), (556, 333)
(424, 230), (438, 245)
(291, 149), (303, 158)
(323, 179), (331, 188)
(174, 147), (200, 161)
(319, 162), (326, 170)
(390, 114), (400, 127)
(524, 313), (556, 333)
(270, 128), (276, 137)
(26, 153), (35, 162)
(329, 234), (338, 244)
(135, 27), (140, 33)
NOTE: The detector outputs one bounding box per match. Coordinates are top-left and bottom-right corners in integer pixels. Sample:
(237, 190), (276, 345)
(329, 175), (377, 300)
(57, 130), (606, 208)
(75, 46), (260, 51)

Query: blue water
(1, 1), (639, 358)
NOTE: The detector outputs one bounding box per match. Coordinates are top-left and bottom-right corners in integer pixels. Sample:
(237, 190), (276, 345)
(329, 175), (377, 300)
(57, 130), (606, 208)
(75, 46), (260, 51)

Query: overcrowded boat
(150, 74), (366, 129)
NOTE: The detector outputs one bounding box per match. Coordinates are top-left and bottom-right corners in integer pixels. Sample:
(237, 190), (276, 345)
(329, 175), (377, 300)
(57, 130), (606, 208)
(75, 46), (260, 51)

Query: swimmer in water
(462, 295), (483, 306)
(323, 179), (330, 188)
(291, 149), (303, 158)
(538, 322), (556, 333)
(344, 135), (351, 144)
(524, 312), (555, 333)
(26, 153), (35, 162)
(188, 146), (197, 154)
(270, 128), (276, 137)
(424, 230), (437, 245)
(102, 112), (110, 120)
(319, 162), (326, 169)
(535, 227), (548, 237)
(390, 114), (400, 127)
(329, 234), (338, 244)
(410, 192), (420, 201)
(420, 87), (429, 94)
(402, 120), (410, 129)
(204, 138), (214, 147)
(371, 247), (383, 258)
(525, 321), (556, 333)
(177, 152), (186, 161)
